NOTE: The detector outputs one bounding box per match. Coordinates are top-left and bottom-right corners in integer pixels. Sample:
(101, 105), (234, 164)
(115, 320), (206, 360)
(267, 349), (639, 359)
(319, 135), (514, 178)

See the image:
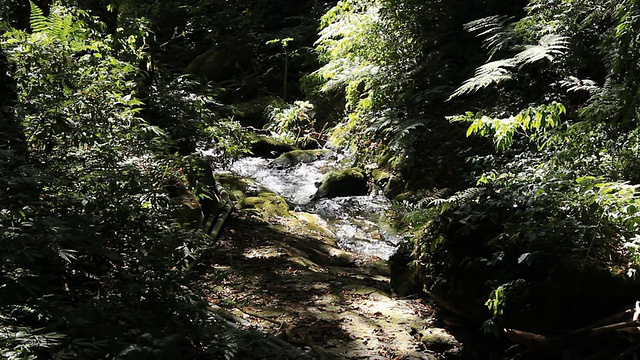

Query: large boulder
(389, 247), (425, 297)
(249, 135), (298, 158)
(311, 167), (369, 200)
(270, 149), (333, 169)
(238, 192), (290, 218)
(215, 172), (290, 218)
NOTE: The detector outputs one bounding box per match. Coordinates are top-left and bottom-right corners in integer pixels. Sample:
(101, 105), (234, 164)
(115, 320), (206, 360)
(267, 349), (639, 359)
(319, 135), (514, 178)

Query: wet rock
(287, 212), (336, 240)
(238, 191), (290, 217)
(270, 149), (333, 169)
(250, 135), (299, 158)
(389, 248), (425, 297)
(311, 167), (368, 200)
(370, 168), (403, 197)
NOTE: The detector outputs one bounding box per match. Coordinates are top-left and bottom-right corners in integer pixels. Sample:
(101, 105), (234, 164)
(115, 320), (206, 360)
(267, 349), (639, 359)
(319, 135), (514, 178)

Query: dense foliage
(0, 2), (251, 358)
(311, 0), (640, 337)
(8, 0), (640, 357)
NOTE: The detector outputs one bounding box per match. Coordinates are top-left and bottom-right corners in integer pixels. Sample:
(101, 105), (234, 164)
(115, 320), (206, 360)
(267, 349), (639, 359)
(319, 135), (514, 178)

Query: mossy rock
(426, 249), (640, 331)
(296, 137), (321, 150)
(238, 192), (290, 218)
(420, 329), (461, 355)
(270, 149), (333, 169)
(311, 167), (369, 200)
(389, 248), (425, 297)
(215, 172), (254, 200)
(371, 169), (392, 186)
(250, 135), (299, 158)
(370, 168), (403, 197)
(287, 212), (336, 239)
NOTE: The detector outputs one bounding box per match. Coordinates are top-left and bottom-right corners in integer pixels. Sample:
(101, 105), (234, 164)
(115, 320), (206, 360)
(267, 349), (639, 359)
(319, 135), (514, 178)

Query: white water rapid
(229, 154), (402, 260)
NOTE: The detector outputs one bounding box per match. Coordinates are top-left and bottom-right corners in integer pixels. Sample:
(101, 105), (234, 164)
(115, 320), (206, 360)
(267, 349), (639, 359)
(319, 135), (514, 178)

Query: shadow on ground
(198, 211), (465, 359)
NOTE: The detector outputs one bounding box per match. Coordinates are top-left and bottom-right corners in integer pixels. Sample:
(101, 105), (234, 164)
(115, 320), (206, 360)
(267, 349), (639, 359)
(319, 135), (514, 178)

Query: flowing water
(229, 154), (402, 260)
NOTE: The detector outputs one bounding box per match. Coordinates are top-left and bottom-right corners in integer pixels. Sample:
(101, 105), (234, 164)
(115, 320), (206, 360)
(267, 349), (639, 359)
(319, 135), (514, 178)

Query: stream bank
(198, 153), (508, 359)
(201, 209), (465, 359)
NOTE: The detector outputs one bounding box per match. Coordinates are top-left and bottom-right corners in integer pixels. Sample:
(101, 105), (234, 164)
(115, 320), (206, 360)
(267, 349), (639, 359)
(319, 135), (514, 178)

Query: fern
(28, 2), (77, 40)
(449, 59), (516, 99)
(450, 33), (568, 99)
(559, 76), (598, 93)
(424, 187), (482, 213)
(464, 15), (516, 59)
(579, 80), (624, 122)
(417, 188), (451, 207)
(48, 7), (75, 40)
(29, 1), (49, 33)
(513, 34), (568, 66)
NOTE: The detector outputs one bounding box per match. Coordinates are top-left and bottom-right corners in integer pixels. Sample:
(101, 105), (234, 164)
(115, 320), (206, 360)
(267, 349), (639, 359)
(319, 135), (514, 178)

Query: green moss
(420, 329), (459, 351)
(239, 192), (290, 217)
(250, 135), (299, 158)
(287, 212), (335, 239)
(216, 173), (251, 196)
(370, 169), (391, 184)
(271, 149), (333, 168)
(312, 167), (368, 199)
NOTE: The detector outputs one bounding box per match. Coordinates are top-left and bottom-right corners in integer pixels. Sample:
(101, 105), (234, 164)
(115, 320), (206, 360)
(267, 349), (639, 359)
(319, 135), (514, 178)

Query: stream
(228, 153), (402, 260)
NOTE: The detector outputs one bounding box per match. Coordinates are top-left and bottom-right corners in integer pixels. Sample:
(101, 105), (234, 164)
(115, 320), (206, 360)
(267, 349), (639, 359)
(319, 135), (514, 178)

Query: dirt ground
(199, 211), (466, 359)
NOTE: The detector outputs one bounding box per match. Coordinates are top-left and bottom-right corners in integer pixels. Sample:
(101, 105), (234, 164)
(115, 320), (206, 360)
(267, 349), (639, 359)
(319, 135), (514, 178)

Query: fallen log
(504, 301), (640, 359)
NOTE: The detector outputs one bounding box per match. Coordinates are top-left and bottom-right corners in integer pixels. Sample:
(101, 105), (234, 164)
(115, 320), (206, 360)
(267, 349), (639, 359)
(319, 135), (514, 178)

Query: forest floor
(199, 210), (469, 359)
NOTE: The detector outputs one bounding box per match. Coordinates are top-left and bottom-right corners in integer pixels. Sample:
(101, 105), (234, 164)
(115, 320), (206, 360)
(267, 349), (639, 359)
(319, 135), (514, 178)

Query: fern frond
(465, 15), (515, 58)
(449, 59), (516, 99)
(28, 2), (79, 40)
(559, 76), (598, 93)
(389, 119), (424, 147)
(579, 80), (623, 122)
(514, 34), (568, 65)
(428, 187), (482, 212)
(464, 15), (502, 32)
(48, 6), (75, 39)
(29, 1), (49, 33)
(417, 188), (450, 207)
(450, 33), (568, 99)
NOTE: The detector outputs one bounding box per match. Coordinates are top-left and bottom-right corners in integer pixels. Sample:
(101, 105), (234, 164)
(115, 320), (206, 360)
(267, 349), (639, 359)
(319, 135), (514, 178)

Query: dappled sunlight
(242, 246), (287, 259)
(201, 212), (456, 359)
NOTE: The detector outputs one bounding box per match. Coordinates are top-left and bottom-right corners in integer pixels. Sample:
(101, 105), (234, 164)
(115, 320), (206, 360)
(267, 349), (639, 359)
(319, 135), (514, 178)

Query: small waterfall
(229, 154), (401, 260)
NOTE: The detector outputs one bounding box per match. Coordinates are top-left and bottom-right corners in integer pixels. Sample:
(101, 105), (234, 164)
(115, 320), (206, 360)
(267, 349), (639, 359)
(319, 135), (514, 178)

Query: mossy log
(503, 302), (640, 359)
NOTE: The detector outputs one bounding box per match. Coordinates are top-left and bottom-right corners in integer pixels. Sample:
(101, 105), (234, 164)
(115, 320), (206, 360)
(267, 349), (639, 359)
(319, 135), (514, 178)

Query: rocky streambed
(202, 210), (464, 359)
(226, 149), (401, 260)
(199, 148), (470, 359)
